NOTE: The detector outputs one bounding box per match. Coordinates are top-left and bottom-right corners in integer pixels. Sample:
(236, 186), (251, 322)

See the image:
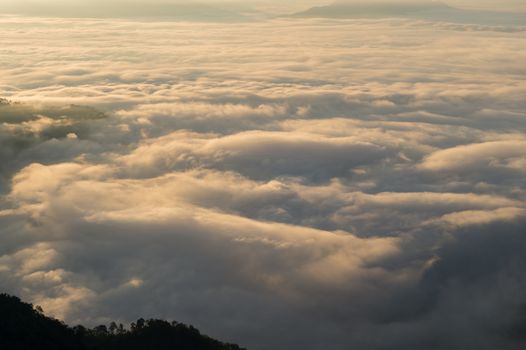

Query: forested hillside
(0, 294), (245, 350)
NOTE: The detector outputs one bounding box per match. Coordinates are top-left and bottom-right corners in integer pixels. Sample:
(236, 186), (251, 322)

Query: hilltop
(0, 294), (245, 350)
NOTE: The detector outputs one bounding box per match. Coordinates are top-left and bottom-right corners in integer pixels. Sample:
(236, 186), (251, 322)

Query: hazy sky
(1, 0), (526, 15)
(1, 3), (526, 350)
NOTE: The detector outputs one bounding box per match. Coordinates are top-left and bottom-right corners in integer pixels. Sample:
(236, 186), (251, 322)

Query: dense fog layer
(1, 13), (526, 350)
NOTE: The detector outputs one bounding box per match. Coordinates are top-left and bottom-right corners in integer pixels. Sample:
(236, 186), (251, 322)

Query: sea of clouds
(1, 15), (526, 350)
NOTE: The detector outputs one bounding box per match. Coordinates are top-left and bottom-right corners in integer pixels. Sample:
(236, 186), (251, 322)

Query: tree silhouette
(0, 294), (82, 350)
(0, 293), (245, 350)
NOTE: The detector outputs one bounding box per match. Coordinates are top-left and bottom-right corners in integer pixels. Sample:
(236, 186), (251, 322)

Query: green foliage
(0, 99), (107, 184)
(0, 101), (106, 124)
(0, 294), (245, 350)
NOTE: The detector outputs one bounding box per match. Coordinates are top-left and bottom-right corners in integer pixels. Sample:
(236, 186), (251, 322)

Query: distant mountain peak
(293, 0), (452, 18)
(291, 0), (526, 26)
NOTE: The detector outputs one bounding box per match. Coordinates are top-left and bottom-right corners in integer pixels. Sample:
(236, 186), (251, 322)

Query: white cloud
(1, 15), (525, 350)
(420, 140), (526, 173)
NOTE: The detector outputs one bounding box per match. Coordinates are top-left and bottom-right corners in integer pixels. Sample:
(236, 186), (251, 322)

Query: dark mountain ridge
(0, 293), (245, 350)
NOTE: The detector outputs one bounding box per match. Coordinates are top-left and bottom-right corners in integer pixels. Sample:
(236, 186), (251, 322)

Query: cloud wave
(1, 15), (526, 350)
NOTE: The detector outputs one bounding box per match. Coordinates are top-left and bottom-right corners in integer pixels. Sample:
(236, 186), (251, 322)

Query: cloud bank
(1, 15), (526, 350)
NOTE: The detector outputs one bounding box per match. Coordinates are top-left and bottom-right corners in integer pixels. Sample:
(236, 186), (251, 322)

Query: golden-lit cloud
(1, 12), (526, 350)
